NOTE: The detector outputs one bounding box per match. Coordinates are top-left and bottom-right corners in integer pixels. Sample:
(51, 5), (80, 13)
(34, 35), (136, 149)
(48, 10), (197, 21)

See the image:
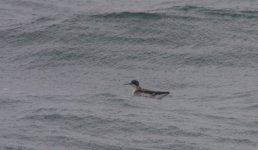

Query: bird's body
(126, 80), (170, 99)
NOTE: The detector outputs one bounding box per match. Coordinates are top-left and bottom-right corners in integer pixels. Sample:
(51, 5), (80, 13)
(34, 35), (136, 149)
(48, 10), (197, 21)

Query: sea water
(0, 0), (258, 149)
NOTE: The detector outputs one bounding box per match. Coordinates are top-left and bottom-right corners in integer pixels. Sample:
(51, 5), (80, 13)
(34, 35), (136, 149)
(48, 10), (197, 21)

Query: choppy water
(0, 0), (258, 150)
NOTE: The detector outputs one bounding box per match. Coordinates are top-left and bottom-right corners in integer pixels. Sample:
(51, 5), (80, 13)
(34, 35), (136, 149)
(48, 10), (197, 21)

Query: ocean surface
(0, 0), (258, 150)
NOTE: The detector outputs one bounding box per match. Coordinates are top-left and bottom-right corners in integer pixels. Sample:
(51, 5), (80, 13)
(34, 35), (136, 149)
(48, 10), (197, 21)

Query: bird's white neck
(132, 85), (142, 95)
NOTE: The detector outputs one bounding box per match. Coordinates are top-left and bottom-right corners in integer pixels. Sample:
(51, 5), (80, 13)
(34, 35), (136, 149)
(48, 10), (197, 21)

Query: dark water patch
(33, 16), (58, 23)
(23, 113), (76, 122)
(173, 5), (204, 12)
(1, 133), (34, 142)
(92, 11), (166, 20)
(241, 10), (258, 16)
(0, 98), (22, 108)
(202, 114), (238, 121)
(233, 90), (255, 98)
(243, 104), (258, 110)
(173, 5), (258, 19)
(169, 14), (202, 21)
(154, 6), (212, 21)
(246, 121), (258, 127)
(215, 137), (256, 146)
(32, 108), (58, 113)
(200, 9), (258, 19)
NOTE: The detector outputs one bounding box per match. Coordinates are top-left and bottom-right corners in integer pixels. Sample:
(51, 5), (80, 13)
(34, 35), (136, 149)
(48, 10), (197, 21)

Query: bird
(125, 80), (170, 99)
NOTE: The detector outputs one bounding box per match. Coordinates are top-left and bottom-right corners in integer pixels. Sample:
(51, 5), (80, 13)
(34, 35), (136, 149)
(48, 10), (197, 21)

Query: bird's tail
(155, 91), (170, 95)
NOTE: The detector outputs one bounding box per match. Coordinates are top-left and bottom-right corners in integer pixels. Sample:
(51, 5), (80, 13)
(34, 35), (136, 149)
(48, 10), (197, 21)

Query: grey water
(0, 0), (258, 149)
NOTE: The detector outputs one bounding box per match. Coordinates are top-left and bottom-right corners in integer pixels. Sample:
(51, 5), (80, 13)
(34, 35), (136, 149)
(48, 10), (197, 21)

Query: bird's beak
(124, 83), (131, 85)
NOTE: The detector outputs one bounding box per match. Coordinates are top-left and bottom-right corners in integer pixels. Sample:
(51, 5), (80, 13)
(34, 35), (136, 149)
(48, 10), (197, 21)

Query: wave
(201, 9), (258, 19)
(160, 5), (258, 19)
(155, 5), (258, 20)
(2, 5), (258, 70)
(91, 10), (203, 22)
(91, 11), (167, 20)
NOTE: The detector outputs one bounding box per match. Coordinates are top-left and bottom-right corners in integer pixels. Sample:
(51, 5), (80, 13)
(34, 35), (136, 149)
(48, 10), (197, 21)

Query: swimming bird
(125, 80), (170, 99)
